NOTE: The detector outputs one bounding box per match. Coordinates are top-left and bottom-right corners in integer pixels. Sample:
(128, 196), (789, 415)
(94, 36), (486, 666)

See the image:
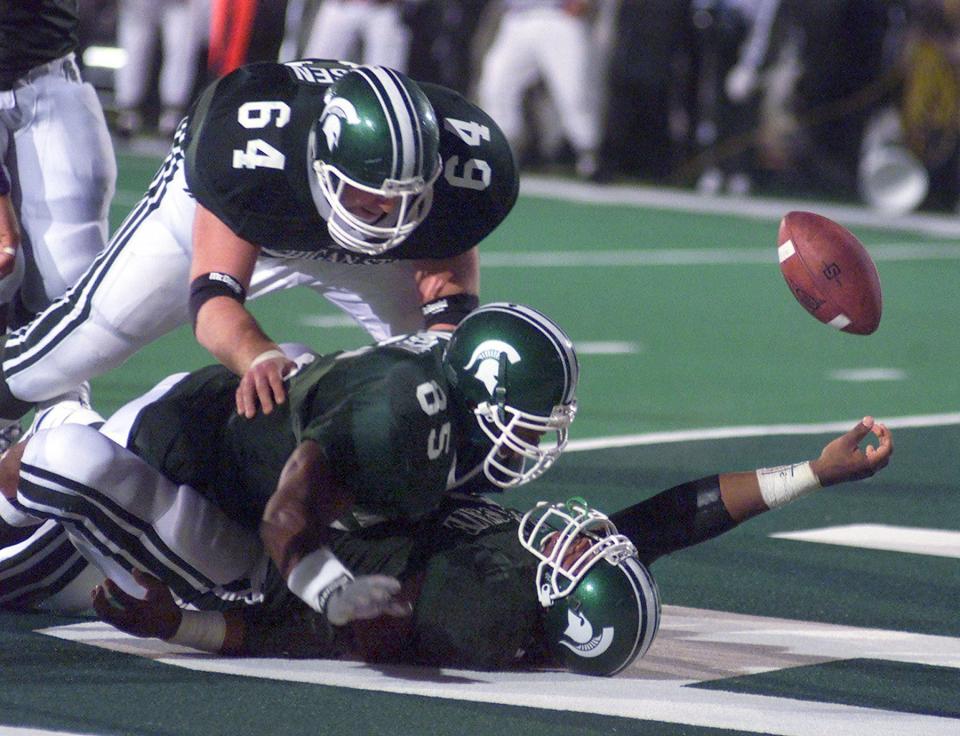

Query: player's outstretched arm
(610, 418), (893, 560)
(189, 204), (295, 418)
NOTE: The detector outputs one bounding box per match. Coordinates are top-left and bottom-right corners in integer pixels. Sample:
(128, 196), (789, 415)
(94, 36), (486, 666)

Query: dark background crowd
(77, 0), (960, 213)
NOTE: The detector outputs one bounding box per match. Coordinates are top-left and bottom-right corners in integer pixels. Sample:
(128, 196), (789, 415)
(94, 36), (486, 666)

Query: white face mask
(310, 156), (440, 256)
(474, 400), (576, 488)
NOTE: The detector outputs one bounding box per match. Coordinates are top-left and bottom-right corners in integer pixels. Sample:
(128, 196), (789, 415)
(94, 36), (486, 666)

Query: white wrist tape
(756, 461), (821, 509)
(248, 349), (286, 370)
(168, 610), (227, 652)
(286, 547), (353, 614)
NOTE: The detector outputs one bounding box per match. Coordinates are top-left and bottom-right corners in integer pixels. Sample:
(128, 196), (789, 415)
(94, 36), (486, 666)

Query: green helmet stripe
(357, 66), (421, 181)
(475, 303), (579, 405)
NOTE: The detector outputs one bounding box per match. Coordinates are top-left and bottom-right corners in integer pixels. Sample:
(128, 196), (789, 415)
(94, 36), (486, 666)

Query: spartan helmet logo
(560, 609), (614, 659)
(463, 340), (521, 397)
(320, 96), (361, 151)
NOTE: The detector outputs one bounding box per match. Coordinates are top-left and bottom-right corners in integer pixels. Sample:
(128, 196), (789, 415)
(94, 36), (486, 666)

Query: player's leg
(476, 10), (540, 152)
(14, 424), (268, 609)
(535, 12), (601, 172)
(0, 519), (97, 613)
(156, 0), (204, 135)
(362, 4), (411, 71)
(14, 55), (117, 313)
(249, 257), (423, 341)
(114, 0), (161, 134)
(0, 386), (107, 614)
(302, 0), (360, 61)
(0, 141), (195, 416)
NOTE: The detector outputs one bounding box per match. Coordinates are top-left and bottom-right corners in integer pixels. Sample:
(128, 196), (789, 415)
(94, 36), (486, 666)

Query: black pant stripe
(18, 467), (218, 601)
(3, 134), (186, 377)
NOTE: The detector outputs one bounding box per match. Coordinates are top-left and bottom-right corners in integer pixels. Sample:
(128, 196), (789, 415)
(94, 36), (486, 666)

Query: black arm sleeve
(609, 475), (737, 566)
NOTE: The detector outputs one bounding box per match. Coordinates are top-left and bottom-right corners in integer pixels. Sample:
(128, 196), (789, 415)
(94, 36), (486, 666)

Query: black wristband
(421, 293), (479, 328)
(189, 272), (247, 329)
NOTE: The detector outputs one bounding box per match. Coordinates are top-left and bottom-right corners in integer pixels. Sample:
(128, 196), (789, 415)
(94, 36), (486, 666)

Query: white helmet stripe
(472, 303), (579, 405)
(382, 66), (423, 177)
(618, 556), (661, 673)
(357, 66), (419, 181)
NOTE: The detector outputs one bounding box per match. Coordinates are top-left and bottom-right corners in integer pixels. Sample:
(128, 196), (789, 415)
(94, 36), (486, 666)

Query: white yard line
(566, 412), (960, 452)
(481, 243), (960, 267)
(520, 175), (960, 239)
(771, 525), (960, 559)
(41, 608), (960, 736)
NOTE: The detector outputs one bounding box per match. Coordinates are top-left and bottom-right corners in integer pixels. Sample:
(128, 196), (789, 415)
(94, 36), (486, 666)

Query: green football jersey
(330, 493), (541, 670)
(128, 332), (462, 531)
(183, 59), (518, 262)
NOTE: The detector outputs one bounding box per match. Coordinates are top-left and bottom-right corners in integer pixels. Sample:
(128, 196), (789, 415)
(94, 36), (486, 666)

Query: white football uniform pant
(1, 121), (423, 404)
(13, 406), (269, 609)
(115, 0), (209, 112)
(303, 0), (411, 71)
(0, 53), (116, 313)
(477, 6), (600, 155)
(0, 520), (102, 613)
(0, 389), (107, 613)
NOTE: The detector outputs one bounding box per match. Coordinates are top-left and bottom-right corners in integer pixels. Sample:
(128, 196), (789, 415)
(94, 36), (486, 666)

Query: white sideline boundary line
(520, 176), (960, 239)
(566, 412), (960, 453)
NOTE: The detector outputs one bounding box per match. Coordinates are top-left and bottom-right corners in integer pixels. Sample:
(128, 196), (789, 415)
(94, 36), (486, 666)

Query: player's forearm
(261, 441), (351, 576)
(194, 297), (279, 375)
(609, 475), (738, 561)
(414, 249), (481, 330)
(414, 247), (480, 300)
(611, 467), (817, 561)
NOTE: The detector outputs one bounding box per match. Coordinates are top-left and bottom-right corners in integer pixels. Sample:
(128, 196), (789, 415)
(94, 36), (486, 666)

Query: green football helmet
(443, 303), (579, 488)
(308, 65), (442, 255)
(519, 499), (661, 676)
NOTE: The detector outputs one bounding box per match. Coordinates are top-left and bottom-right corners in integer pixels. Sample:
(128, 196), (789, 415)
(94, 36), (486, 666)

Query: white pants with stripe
(15, 421), (269, 609)
(303, 0), (411, 71)
(1, 126), (423, 403)
(477, 7), (601, 155)
(0, 53), (116, 314)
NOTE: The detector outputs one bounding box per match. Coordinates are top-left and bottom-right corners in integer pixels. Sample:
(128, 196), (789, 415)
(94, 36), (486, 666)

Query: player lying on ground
(1, 303), (578, 622)
(2, 405), (892, 675)
(97, 417), (891, 676)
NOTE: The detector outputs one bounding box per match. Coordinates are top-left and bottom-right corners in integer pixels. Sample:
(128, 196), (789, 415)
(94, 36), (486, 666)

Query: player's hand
(91, 569), (181, 640)
(236, 352), (296, 418)
(0, 245), (16, 279)
(325, 575), (412, 627)
(811, 416), (893, 487)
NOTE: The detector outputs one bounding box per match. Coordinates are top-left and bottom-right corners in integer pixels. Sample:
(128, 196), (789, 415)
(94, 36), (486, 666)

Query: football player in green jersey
(5, 303), (580, 629)
(86, 415), (892, 676)
(0, 60), (517, 433)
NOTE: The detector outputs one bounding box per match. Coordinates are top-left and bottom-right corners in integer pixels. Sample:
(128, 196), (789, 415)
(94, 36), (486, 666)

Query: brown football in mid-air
(777, 211), (882, 335)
